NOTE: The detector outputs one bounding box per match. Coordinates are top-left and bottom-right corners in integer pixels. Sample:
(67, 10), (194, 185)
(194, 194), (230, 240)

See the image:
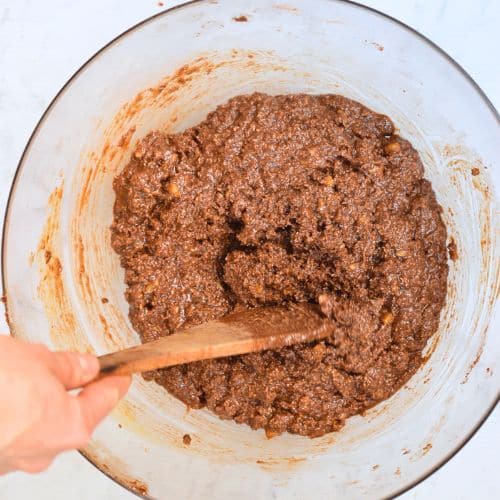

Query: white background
(0, 0), (498, 498)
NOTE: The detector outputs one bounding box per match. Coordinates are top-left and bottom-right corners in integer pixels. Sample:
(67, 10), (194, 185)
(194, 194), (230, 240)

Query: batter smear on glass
(111, 93), (448, 438)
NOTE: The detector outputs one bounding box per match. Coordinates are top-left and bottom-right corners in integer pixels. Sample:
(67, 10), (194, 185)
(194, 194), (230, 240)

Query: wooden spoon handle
(97, 304), (331, 378)
(98, 320), (251, 376)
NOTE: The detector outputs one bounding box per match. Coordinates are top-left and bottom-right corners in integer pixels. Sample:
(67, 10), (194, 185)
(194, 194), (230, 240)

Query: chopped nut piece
(322, 174), (334, 187)
(312, 343), (326, 358)
(384, 142), (401, 155)
(396, 250), (407, 257)
(367, 162), (384, 178)
(358, 214), (370, 225)
(265, 428), (280, 439)
(250, 283), (264, 296)
(381, 311), (395, 325)
(134, 146), (145, 159)
(167, 182), (180, 197)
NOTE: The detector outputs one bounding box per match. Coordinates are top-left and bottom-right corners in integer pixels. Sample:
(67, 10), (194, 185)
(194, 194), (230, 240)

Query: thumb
(75, 375), (131, 435)
(47, 351), (100, 389)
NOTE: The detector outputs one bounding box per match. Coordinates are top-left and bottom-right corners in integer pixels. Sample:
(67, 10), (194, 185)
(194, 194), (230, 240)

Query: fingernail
(78, 354), (98, 376)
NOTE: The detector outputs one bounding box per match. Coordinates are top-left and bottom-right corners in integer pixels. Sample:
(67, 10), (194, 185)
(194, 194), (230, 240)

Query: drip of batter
(111, 93), (448, 438)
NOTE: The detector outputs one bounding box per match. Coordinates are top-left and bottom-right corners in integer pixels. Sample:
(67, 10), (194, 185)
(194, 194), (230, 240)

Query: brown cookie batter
(111, 93), (448, 438)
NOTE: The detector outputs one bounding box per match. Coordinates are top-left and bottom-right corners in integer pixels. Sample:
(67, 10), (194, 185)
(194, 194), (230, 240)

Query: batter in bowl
(111, 93), (448, 438)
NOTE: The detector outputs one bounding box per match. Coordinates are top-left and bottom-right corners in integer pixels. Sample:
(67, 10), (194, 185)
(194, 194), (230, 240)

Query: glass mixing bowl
(3, 0), (499, 497)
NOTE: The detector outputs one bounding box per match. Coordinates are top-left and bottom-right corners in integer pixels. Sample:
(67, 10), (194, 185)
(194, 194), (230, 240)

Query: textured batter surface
(111, 93), (448, 438)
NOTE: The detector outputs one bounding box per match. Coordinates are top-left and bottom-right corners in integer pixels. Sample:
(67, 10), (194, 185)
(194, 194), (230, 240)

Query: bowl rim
(2, 0), (499, 498)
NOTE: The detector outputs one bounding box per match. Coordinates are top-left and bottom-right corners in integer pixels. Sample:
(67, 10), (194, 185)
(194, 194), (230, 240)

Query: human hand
(0, 335), (131, 475)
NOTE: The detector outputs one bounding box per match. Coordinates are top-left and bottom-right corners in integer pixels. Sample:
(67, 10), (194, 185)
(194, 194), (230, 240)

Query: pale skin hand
(0, 336), (131, 475)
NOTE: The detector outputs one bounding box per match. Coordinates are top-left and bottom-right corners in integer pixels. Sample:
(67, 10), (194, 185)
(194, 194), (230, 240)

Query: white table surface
(0, 0), (498, 498)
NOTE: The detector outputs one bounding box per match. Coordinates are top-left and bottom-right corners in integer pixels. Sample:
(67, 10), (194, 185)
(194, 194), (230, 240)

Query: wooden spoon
(97, 303), (332, 378)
